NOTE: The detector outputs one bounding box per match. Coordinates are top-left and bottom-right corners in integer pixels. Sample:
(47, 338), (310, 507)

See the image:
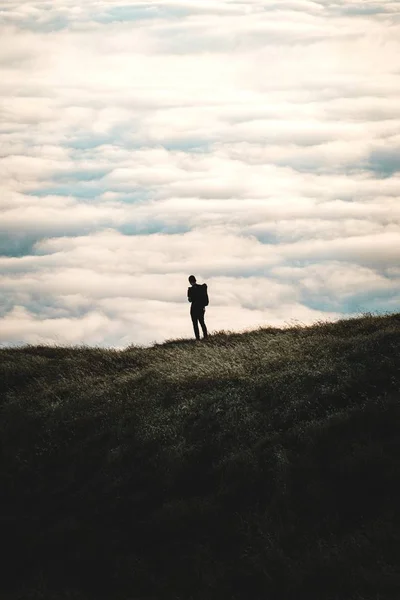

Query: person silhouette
(187, 275), (208, 340)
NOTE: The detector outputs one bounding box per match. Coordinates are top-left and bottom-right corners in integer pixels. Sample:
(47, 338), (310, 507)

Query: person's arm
(188, 287), (192, 302)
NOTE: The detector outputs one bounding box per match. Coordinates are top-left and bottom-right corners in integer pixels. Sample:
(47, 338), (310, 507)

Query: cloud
(1, 0), (399, 346)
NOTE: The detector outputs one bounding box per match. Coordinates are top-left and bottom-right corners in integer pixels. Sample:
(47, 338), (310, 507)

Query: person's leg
(198, 309), (208, 338)
(191, 309), (200, 340)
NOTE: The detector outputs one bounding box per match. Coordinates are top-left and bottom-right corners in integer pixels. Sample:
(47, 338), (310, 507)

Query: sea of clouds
(1, 0), (399, 346)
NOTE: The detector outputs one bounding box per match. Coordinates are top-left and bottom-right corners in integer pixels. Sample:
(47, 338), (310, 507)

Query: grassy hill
(1, 313), (400, 600)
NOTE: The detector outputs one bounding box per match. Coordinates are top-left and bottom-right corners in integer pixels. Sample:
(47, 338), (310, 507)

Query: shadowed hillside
(1, 313), (400, 600)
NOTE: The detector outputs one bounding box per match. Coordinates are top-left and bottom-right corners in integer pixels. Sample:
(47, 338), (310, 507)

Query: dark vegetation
(1, 313), (400, 600)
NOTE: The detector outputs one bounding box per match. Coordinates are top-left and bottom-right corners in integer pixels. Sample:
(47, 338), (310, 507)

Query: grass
(1, 312), (399, 600)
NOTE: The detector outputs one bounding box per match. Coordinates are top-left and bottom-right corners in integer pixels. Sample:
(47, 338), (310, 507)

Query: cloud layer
(1, 0), (399, 346)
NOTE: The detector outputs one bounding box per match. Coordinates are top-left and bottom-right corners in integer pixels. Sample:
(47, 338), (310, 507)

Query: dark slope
(1, 313), (400, 600)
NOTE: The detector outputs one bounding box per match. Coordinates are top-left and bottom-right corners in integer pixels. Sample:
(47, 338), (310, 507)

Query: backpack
(200, 283), (209, 306)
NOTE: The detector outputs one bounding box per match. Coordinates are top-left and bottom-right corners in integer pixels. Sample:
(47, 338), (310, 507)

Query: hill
(1, 313), (400, 600)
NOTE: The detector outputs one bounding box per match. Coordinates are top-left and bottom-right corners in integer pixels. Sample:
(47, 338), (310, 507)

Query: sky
(0, 0), (399, 347)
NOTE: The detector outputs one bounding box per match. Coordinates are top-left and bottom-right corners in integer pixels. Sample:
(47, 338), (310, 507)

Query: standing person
(187, 275), (208, 340)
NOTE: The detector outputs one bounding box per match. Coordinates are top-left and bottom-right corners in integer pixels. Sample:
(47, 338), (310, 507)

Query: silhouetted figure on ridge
(188, 275), (208, 341)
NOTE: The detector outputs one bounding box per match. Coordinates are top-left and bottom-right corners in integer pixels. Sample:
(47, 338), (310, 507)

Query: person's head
(188, 275), (196, 286)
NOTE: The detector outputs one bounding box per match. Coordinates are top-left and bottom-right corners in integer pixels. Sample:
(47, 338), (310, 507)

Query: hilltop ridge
(1, 313), (400, 600)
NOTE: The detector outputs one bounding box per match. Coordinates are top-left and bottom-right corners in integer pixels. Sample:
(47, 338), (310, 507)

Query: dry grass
(1, 313), (399, 600)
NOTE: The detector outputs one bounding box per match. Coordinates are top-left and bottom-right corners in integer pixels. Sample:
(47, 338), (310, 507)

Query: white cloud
(273, 262), (400, 298)
(1, 0), (399, 346)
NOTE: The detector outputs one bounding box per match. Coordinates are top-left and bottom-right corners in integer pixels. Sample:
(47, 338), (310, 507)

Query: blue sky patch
(95, 4), (191, 24)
